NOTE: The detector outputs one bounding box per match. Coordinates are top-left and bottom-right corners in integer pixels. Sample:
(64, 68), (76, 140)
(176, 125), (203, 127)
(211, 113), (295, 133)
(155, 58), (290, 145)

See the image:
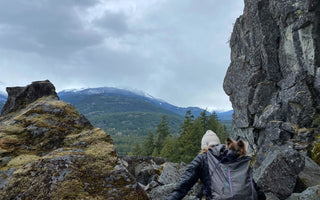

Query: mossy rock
(310, 142), (320, 165)
(0, 94), (148, 199)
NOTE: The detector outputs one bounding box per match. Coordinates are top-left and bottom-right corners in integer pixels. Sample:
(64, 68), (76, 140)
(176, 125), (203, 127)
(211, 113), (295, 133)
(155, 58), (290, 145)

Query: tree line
(133, 110), (229, 163)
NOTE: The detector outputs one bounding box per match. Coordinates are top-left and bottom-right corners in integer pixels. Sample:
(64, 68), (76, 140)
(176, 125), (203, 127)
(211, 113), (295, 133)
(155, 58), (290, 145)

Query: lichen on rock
(224, 0), (320, 199)
(0, 81), (148, 200)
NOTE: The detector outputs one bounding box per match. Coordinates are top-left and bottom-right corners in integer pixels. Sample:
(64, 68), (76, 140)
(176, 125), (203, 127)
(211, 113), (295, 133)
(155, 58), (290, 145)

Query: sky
(0, 0), (244, 111)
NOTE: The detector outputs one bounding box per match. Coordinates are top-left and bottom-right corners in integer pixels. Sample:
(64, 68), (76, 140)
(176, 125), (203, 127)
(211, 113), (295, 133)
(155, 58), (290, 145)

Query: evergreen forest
(133, 110), (229, 163)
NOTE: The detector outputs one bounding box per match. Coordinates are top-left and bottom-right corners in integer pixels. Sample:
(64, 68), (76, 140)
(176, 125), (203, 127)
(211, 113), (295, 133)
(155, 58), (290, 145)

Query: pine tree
(155, 116), (170, 151)
(160, 135), (179, 162)
(200, 109), (208, 131)
(133, 144), (143, 156)
(143, 132), (155, 156)
(152, 147), (159, 157)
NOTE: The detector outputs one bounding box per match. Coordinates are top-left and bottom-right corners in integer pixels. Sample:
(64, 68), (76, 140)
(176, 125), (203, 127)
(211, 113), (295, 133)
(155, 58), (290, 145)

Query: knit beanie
(201, 130), (221, 149)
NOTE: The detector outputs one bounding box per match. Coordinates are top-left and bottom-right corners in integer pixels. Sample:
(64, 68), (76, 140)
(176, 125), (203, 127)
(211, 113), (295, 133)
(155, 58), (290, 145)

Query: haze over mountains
(0, 87), (232, 136)
(58, 87), (228, 117)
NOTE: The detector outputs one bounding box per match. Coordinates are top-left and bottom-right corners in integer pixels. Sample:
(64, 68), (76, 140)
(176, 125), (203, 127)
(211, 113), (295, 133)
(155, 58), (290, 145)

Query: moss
(312, 114), (320, 128)
(7, 154), (40, 168)
(0, 126), (25, 134)
(311, 143), (320, 165)
(262, 105), (271, 113)
(0, 137), (20, 150)
(298, 128), (308, 133)
(65, 128), (108, 147)
(51, 179), (88, 200)
(296, 91), (307, 96)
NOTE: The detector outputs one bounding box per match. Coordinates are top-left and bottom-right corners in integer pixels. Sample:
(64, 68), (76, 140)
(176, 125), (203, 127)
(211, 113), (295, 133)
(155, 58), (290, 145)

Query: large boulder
(224, 0), (320, 149)
(298, 156), (320, 188)
(253, 148), (305, 199)
(1, 80), (59, 116)
(0, 82), (148, 199)
(121, 156), (201, 199)
(224, 0), (320, 198)
(286, 185), (320, 200)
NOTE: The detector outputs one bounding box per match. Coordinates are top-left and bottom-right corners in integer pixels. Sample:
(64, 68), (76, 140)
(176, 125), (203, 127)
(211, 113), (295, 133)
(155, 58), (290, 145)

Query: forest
(132, 110), (229, 163)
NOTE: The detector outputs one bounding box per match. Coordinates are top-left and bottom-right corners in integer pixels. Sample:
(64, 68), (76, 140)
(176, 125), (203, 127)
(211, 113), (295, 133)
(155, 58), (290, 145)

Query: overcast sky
(0, 0), (244, 111)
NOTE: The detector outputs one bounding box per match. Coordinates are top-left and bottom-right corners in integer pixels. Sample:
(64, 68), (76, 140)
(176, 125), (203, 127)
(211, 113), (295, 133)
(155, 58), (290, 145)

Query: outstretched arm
(168, 154), (204, 200)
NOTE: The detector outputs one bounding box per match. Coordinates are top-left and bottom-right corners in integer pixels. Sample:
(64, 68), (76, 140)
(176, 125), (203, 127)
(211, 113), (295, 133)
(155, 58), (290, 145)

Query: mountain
(59, 87), (211, 117)
(216, 110), (233, 120)
(58, 88), (185, 135)
(0, 92), (7, 112)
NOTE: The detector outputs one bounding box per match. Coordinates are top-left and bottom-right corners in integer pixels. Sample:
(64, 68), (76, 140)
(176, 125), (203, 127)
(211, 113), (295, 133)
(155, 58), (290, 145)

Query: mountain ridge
(58, 87), (232, 119)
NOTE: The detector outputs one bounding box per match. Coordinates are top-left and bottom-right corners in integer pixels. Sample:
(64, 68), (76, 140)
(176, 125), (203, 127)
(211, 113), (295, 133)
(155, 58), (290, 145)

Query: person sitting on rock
(167, 130), (266, 200)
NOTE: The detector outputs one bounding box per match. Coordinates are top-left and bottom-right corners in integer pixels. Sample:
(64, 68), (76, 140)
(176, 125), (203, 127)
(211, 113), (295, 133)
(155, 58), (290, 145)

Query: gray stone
(253, 148), (305, 199)
(0, 168), (15, 190)
(224, 1), (320, 198)
(1, 80), (59, 116)
(298, 156), (320, 187)
(148, 183), (176, 200)
(265, 193), (280, 200)
(158, 162), (186, 185)
(286, 185), (320, 200)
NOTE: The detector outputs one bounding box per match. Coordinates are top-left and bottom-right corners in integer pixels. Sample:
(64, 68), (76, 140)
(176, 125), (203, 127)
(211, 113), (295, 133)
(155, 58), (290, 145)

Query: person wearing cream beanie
(201, 130), (221, 150)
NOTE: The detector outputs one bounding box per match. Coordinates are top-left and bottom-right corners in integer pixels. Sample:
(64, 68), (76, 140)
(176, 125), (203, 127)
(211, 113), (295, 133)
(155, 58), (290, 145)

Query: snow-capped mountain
(58, 87), (232, 119)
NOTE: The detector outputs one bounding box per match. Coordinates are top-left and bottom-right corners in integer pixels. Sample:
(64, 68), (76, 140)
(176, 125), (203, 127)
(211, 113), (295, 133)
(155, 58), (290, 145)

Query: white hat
(201, 130), (221, 149)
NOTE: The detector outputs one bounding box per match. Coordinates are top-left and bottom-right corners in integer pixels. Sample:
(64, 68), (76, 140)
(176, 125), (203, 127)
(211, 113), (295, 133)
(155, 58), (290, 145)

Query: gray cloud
(0, 0), (244, 111)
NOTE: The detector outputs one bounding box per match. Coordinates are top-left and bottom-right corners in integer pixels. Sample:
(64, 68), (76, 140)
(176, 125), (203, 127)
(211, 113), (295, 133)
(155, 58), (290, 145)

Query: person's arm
(167, 154), (204, 200)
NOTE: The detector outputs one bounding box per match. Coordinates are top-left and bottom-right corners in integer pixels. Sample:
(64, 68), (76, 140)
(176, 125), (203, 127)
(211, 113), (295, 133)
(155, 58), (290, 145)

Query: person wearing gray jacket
(168, 130), (265, 200)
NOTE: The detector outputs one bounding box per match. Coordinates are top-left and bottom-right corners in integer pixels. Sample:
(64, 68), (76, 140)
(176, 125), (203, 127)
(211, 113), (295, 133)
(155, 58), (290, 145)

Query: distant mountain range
(0, 87), (232, 154)
(0, 87), (233, 121)
(58, 87), (233, 134)
(58, 87), (215, 117)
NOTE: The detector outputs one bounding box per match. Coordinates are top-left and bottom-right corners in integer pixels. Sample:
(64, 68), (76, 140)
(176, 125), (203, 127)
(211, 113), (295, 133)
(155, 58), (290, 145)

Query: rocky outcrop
(1, 80), (58, 116)
(0, 81), (148, 199)
(224, 0), (320, 199)
(120, 156), (201, 200)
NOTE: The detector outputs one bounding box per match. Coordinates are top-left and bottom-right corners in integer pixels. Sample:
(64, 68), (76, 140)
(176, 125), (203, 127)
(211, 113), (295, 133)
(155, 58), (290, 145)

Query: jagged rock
(253, 148), (305, 199)
(0, 82), (148, 199)
(1, 80), (59, 116)
(148, 183), (176, 200)
(298, 156), (320, 188)
(286, 185), (320, 200)
(224, 0), (320, 198)
(158, 162), (186, 185)
(224, 0), (320, 148)
(120, 156), (201, 199)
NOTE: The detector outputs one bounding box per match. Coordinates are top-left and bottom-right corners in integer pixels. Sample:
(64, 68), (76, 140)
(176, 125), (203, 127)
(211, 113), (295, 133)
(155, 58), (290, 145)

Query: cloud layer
(0, 0), (244, 111)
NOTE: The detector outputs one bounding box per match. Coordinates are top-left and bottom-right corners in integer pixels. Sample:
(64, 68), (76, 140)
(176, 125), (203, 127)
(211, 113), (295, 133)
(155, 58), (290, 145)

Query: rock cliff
(224, 0), (320, 199)
(0, 81), (148, 199)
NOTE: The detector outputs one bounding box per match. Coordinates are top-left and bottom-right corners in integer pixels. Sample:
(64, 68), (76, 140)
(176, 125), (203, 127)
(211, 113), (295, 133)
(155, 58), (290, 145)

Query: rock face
(0, 81), (148, 199)
(1, 80), (58, 116)
(224, 0), (320, 199)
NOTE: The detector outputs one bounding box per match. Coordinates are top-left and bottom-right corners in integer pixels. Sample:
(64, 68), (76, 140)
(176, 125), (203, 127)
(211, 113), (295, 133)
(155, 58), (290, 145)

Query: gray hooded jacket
(168, 144), (265, 200)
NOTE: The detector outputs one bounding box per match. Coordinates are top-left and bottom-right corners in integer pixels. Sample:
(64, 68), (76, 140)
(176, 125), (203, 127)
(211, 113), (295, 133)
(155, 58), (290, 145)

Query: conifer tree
(155, 116), (170, 151)
(160, 135), (179, 162)
(152, 147), (159, 157)
(133, 144), (143, 156)
(143, 132), (155, 156)
(200, 109), (208, 130)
